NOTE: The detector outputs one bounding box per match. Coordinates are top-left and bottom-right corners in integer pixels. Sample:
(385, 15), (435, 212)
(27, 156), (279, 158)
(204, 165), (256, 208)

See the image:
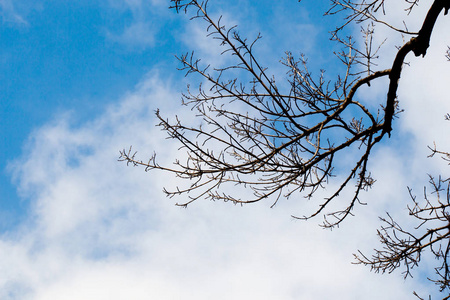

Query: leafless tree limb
(121, 0), (450, 229)
(355, 140), (450, 298)
(120, 0), (450, 296)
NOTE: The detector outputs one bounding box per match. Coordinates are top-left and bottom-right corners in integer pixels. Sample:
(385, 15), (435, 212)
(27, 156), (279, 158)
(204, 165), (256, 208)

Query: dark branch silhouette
(120, 1), (450, 297)
(355, 144), (450, 299)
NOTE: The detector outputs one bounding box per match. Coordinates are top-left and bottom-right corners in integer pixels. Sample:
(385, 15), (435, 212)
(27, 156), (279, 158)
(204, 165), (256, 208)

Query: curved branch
(384, 0), (450, 135)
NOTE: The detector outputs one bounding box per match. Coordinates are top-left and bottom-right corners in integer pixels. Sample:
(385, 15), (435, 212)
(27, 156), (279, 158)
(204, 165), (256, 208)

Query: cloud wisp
(0, 0), (28, 25)
(1, 1), (449, 299)
(103, 0), (169, 51)
(0, 70), (435, 299)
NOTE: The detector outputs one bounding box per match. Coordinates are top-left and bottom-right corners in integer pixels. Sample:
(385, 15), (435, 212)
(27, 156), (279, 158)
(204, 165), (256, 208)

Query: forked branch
(120, 0), (450, 230)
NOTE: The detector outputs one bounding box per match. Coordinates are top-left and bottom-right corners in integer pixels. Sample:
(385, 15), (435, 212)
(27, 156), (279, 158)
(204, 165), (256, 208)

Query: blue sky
(0, 0), (449, 299)
(0, 0), (340, 229)
(0, 0), (173, 221)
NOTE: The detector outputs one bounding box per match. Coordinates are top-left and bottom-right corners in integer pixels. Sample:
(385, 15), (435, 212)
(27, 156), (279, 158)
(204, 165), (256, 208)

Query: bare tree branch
(121, 1), (450, 296)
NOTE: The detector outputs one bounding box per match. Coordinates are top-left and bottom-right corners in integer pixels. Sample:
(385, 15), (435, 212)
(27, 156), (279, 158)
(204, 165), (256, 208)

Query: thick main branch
(384, 0), (450, 135)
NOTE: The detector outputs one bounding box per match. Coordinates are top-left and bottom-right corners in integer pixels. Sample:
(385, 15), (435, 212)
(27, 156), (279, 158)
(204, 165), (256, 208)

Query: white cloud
(106, 21), (157, 50)
(0, 0), (28, 25)
(0, 68), (439, 299)
(1, 2), (449, 299)
(104, 0), (168, 50)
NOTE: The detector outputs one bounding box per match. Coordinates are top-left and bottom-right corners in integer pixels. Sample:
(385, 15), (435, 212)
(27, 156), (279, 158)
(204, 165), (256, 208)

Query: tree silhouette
(120, 0), (450, 297)
(355, 143), (450, 299)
